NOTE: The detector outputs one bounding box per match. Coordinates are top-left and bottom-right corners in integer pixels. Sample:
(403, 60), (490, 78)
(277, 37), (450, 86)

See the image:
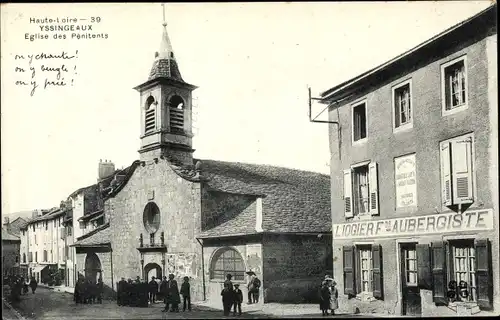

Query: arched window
(210, 248), (245, 281)
(169, 95), (184, 133)
(144, 96), (156, 134)
(143, 202), (160, 234)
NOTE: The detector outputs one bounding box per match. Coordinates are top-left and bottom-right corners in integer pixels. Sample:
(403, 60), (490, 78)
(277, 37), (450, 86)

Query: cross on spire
(161, 3), (167, 27)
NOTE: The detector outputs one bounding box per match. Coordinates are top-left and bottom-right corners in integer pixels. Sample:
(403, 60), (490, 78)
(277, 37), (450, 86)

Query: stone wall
(262, 234), (333, 303)
(104, 158), (204, 301)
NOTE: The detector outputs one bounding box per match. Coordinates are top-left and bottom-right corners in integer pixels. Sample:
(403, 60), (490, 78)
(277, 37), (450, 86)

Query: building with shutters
(319, 4), (498, 317)
(2, 227), (21, 277)
(20, 207), (69, 284)
(63, 14), (333, 305)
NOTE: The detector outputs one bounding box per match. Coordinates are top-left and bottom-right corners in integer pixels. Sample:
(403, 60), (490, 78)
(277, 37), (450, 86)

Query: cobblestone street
(3, 287), (377, 319)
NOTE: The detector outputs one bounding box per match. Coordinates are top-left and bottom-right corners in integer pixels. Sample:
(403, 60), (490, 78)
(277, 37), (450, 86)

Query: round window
(143, 202), (160, 233)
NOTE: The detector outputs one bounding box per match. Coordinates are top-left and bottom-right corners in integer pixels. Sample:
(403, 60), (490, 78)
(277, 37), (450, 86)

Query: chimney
(98, 159), (116, 181)
(3, 216), (9, 225)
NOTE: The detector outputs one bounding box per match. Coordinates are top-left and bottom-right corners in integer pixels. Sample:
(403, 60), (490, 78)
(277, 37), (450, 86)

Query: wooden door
(401, 243), (422, 316)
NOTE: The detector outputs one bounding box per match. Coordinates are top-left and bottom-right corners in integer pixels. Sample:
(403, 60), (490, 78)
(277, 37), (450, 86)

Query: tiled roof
(28, 208), (67, 223)
(72, 223), (111, 247)
(197, 159), (332, 236)
(2, 228), (20, 241)
(148, 58), (184, 82)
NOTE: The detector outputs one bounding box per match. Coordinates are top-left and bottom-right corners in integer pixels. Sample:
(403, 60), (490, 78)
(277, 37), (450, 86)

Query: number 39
(91, 17), (101, 23)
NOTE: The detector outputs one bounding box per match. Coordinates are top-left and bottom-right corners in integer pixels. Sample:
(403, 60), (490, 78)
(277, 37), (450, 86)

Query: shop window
(392, 79), (413, 130)
(342, 244), (383, 300)
(343, 162), (379, 218)
(352, 101), (367, 143)
(440, 133), (474, 207)
(441, 56), (468, 115)
(210, 247), (246, 281)
(429, 239), (492, 310)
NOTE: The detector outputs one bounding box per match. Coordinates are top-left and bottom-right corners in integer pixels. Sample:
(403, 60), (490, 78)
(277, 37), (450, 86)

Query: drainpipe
(196, 237), (206, 301)
(110, 247), (115, 295)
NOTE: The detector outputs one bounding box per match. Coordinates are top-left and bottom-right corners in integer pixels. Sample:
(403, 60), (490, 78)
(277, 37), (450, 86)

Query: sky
(1, 1), (492, 215)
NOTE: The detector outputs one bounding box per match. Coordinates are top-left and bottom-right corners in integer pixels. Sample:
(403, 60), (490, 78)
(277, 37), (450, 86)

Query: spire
(158, 3), (174, 60)
(148, 3), (184, 82)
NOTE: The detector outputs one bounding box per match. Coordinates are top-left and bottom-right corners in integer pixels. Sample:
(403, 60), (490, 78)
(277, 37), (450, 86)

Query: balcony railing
(138, 232), (166, 251)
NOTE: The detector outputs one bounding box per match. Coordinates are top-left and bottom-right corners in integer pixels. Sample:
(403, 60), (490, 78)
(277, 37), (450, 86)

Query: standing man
(251, 275), (261, 304)
(97, 278), (104, 304)
(148, 276), (157, 304)
(167, 274), (180, 312)
(29, 276), (37, 294)
(117, 277), (126, 306)
(161, 276), (169, 312)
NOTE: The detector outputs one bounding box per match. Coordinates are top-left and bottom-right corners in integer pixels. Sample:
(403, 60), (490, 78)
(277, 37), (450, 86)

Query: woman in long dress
(329, 280), (339, 315)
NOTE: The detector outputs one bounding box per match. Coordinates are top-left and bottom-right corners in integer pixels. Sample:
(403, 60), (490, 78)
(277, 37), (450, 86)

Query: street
(3, 287), (268, 319)
(3, 287), (375, 319)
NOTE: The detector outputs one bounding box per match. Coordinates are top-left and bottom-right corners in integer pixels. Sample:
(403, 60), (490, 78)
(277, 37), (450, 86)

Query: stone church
(71, 19), (332, 305)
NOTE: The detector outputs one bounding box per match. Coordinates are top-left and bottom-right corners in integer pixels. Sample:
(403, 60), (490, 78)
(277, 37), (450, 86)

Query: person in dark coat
(167, 274), (180, 312)
(117, 277), (126, 306)
(161, 276), (169, 312)
(97, 278), (103, 304)
(29, 276), (37, 294)
(125, 279), (133, 306)
(74, 277), (82, 303)
(319, 280), (331, 316)
(180, 276), (191, 312)
(233, 283), (243, 316)
(221, 286), (233, 316)
(148, 276), (157, 304)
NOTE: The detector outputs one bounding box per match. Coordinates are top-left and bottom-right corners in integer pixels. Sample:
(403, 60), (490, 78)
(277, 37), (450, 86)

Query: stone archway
(85, 252), (102, 283)
(144, 263), (162, 281)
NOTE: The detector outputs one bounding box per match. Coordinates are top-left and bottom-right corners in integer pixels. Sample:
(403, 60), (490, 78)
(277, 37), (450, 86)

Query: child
(233, 284), (243, 316)
(221, 286), (233, 316)
(180, 276), (192, 312)
(319, 280), (330, 316)
(329, 280), (339, 315)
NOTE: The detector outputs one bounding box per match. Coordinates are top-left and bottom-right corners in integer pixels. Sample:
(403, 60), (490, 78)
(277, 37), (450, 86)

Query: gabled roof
(28, 207), (67, 224)
(320, 3), (497, 102)
(197, 159), (332, 236)
(2, 228), (20, 241)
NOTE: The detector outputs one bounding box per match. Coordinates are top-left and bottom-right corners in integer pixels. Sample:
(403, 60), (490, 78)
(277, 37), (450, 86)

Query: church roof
(197, 159), (332, 236)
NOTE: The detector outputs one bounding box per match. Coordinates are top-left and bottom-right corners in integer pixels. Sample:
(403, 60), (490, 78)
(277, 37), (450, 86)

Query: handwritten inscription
(14, 51), (79, 96)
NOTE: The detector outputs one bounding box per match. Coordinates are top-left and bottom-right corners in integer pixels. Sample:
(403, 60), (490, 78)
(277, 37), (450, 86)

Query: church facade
(71, 20), (332, 304)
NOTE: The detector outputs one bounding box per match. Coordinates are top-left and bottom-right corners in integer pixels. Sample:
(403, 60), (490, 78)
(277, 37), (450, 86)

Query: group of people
(221, 273), (261, 316)
(319, 275), (339, 316)
(74, 276), (104, 304)
(5, 275), (38, 302)
(116, 274), (192, 312)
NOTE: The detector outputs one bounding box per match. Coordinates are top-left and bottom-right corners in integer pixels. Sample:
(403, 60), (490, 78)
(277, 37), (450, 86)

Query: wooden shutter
(343, 245), (356, 296)
(475, 239), (492, 310)
(431, 241), (447, 305)
(343, 169), (353, 218)
(440, 142), (452, 206)
(368, 162), (379, 216)
(451, 137), (474, 204)
(416, 244), (432, 290)
(372, 244), (383, 299)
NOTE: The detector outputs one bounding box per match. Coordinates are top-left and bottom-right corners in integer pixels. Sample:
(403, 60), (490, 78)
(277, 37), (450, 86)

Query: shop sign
(333, 209), (493, 239)
(395, 154), (417, 208)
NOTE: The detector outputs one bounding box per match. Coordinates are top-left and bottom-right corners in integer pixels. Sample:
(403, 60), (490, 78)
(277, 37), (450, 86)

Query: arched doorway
(144, 263), (162, 281)
(85, 252), (102, 283)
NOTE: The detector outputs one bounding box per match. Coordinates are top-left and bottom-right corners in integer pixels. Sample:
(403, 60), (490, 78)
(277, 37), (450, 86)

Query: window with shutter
(475, 239), (492, 310)
(343, 246), (356, 296)
(440, 142), (452, 206)
(431, 241), (447, 305)
(343, 169), (353, 218)
(451, 137), (474, 204)
(368, 162), (379, 216)
(372, 244), (383, 299)
(169, 95), (185, 134)
(416, 244), (432, 290)
(144, 96), (156, 134)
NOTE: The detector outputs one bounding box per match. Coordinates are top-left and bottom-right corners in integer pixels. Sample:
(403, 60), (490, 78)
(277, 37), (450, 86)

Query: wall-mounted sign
(332, 209), (493, 239)
(395, 154), (417, 208)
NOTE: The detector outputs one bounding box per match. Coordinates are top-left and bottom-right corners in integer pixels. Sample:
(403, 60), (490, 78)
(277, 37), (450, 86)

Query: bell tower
(134, 4), (198, 165)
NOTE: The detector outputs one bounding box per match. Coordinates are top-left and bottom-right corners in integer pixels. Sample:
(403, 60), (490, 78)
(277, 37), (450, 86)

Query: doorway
(85, 252), (102, 283)
(400, 243), (421, 316)
(144, 263), (162, 281)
